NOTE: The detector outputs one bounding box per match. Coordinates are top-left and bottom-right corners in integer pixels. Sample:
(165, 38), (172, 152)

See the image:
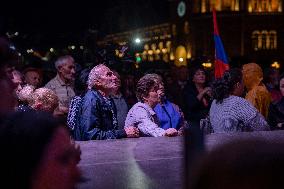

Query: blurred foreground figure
(189, 139), (284, 189)
(0, 37), (17, 114)
(0, 111), (81, 189)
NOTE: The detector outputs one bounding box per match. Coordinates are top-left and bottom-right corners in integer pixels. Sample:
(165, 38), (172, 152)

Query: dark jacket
(183, 83), (211, 123)
(268, 97), (284, 130)
(78, 89), (127, 140)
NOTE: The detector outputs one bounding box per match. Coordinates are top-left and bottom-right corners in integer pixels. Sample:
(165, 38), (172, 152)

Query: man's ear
(94, 80), (101, 87)
(57, 65), (63, 73)
(141, 94), (147, 102)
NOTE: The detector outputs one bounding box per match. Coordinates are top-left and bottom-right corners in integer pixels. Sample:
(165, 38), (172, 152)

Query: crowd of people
(1, 35), (284, 188)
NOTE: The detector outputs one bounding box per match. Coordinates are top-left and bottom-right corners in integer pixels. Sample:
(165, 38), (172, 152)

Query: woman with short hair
(125, 74), (178, 137)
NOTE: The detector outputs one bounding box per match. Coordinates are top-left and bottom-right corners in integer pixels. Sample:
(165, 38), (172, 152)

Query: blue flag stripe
(214, 35), (228, 64)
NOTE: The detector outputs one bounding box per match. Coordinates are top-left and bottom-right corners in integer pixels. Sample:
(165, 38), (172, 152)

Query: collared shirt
(45, 74), (75, 108)
(125, 102), (165, 137)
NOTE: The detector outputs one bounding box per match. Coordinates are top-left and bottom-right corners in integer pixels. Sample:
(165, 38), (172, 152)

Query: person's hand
(277, 123), (284, 128)
(53, 106), (69, 117)
(177, 127), (184, 136)
(197, 87), (211, 100)
(165, 128), (178, 137)
(204, 87), (212, 97)
(125, 127), (139, 138)
(59, 106), (69, 114)
(203, 87), (212, 96)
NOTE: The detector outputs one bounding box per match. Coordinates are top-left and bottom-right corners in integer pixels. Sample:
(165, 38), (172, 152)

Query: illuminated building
(98, 0), (284, 68)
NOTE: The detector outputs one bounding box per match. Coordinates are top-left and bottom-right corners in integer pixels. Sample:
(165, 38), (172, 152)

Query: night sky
(0, 0), (170, 50)
(2, 0), (170, 35)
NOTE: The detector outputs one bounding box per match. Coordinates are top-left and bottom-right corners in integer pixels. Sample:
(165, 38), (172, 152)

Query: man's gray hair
(54, 55), (74, 70)
(87, 64), (106, 89)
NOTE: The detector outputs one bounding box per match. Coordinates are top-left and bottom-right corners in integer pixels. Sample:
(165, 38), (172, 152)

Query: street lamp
(135, 38), (141, 44)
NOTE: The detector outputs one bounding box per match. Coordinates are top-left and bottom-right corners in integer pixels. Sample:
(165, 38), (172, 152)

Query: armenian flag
(213, 8), (229, 78)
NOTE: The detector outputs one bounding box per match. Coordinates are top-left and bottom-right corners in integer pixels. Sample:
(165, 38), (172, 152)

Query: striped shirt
(45, 74), (75, 108)
(209, 96), (270, 133)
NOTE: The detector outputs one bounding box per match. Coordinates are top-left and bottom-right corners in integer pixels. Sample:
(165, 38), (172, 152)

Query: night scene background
(1, 0), (284, 74)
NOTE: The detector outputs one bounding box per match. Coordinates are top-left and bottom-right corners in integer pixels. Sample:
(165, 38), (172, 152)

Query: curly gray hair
(87, 64), (106, 89)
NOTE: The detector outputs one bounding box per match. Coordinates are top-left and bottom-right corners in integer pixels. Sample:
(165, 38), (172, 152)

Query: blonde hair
(31, 88), (59, 113)
(18, 85), (35, 104)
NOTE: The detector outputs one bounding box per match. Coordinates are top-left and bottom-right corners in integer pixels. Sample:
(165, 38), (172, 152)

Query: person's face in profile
(157, 83), (165, 103)
(32, 127), (81, 189)
(58, 60), (76, 82)
(143, 85), (162, 108)
(25, 71), (41, 88)
(233, 81), (245, 97)
(98, 66), (118, 90)
(0, 76), (16, 113)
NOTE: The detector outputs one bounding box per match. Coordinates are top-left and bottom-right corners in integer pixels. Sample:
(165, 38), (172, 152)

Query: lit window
(199, 0), (240, 12)
(248, 0), (282, 13)
(252, 30), (277, 50)
(252, 30), (259, 50)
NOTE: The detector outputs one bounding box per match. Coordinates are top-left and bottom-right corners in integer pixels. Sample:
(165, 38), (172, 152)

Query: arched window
(166, 41), (171, 52)
(201, 0), (207, 13)
(252, 30), (277, 50)
(269, 31), (277, 49)
(158, 42), (163, 50)
(261, 30), (268, 49)
(252, 30), (260, 50)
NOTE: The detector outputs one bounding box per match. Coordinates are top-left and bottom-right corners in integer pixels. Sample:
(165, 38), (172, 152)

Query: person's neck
(195, 83), (204, 90)
(113, 90), (121, 96)
(144, 101), (155, 109)
(58, 74), (70, 84)
(97, 88), (111, 97)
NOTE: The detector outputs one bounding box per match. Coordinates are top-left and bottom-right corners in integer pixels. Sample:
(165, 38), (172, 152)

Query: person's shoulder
(129, 102), (149, 112)
(44, 76), (57, 88)
(130, 102), (143, 109)
(82, 90), (100, 103)
(231, 96), (251, 105)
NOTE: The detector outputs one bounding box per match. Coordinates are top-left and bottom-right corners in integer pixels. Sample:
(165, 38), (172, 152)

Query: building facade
(170, 0), (284, 68)
(98, 0), (284, 69)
